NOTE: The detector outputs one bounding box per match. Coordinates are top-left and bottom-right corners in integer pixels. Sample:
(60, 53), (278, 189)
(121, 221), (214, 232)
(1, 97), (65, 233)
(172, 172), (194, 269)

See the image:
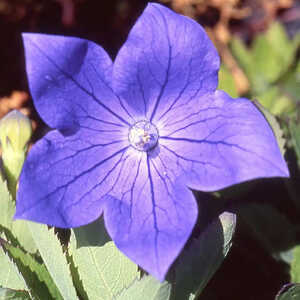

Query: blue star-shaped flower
(16, 3), (289, 280)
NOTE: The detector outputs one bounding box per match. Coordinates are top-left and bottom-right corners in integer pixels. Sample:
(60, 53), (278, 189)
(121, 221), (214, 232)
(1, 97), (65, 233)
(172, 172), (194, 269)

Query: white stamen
(128, 120), (159, 152)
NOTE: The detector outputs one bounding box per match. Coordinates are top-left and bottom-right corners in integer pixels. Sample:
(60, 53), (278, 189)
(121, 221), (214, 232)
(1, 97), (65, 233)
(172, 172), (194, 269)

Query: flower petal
(22, 33), (134, 133)
(113, 3), (219, 121)
(159, 90), (289, 191)
(15, 128), (129, 228)
(104, 149), (198, 281)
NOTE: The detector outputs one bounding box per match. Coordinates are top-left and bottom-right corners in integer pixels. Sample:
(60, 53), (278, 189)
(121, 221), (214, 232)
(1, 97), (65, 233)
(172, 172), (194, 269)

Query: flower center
(128, 120), (159, 152)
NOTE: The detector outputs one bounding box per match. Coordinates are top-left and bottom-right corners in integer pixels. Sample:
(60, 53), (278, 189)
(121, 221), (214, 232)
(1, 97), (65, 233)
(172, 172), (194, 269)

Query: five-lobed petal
(113, 3), (219, 121)
(22, 32), (133, 133)
(158, 90), (289, 191)
(16, 3), (289, 281)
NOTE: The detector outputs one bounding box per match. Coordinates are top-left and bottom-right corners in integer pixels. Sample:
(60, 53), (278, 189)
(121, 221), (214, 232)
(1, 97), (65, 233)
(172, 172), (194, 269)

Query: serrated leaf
(116, 276), (171, 300)
(172, 212), (236, 300)
(27, 222), (78, 300)
(11, 221), (37, 254)
(275, 284), (300, 300)
(69, 218), (139, 300)
(0, 246), (27, 291)
(253, 100), (286, 156)
(0, 176), (36, 253)
(68, 254), (88, 300)
(218, 65), (238, 98)
(0, 287), (30, 300)
(4, 240), (62, 300)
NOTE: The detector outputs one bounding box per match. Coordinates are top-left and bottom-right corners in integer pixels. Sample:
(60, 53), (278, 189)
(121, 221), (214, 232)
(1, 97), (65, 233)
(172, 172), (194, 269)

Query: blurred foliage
(217, 65), (238, 98)
(0, 92), (29, 119)
(231, 22), (300, 115)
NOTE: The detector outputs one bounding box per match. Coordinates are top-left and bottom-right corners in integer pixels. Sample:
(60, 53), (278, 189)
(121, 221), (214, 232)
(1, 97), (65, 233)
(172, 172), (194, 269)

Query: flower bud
(0, 110), (32, 197)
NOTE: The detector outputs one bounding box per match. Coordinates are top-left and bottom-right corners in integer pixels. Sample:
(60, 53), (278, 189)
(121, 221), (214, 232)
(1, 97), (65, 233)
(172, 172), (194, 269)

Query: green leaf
(218, 64), (238, 98)
(256, 86), (295, 116)
(0, 245), (27, 291)
(251, 20), (299, 87)
(265, 23), (300, 74)
(69, 218), (140, 300)
(0, 287), (30, 300)
(172, 212), (236, 300)
(289, 122), (300, 167)
(253, 100), (286, 156)
(252, 34), (282, 87)
(291, 246), (300, 282)
(230, 38), (264, 94)
(230, 38), (253, 69)
(280, 61), (300, 104)
(275, 284), (300, 300)
(231, 22), (300, 95)
(4, 240), (62, 300)
(116, 276), (171, 300)
(27, 222), (78, 300)
(0, 176), (36, 254)
(11, 221), (37, 254)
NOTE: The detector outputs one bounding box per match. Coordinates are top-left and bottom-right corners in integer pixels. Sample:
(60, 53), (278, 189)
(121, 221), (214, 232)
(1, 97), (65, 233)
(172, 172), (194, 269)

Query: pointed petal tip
(21, 32), (42, 42)
(281, 165), (290, 178)
(273, 154), (290, 179)
(21, 32), (31, 39)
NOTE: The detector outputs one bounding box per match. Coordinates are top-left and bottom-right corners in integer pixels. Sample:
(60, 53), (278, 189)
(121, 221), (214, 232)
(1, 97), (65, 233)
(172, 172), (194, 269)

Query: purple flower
(16, 3), (289, 280)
